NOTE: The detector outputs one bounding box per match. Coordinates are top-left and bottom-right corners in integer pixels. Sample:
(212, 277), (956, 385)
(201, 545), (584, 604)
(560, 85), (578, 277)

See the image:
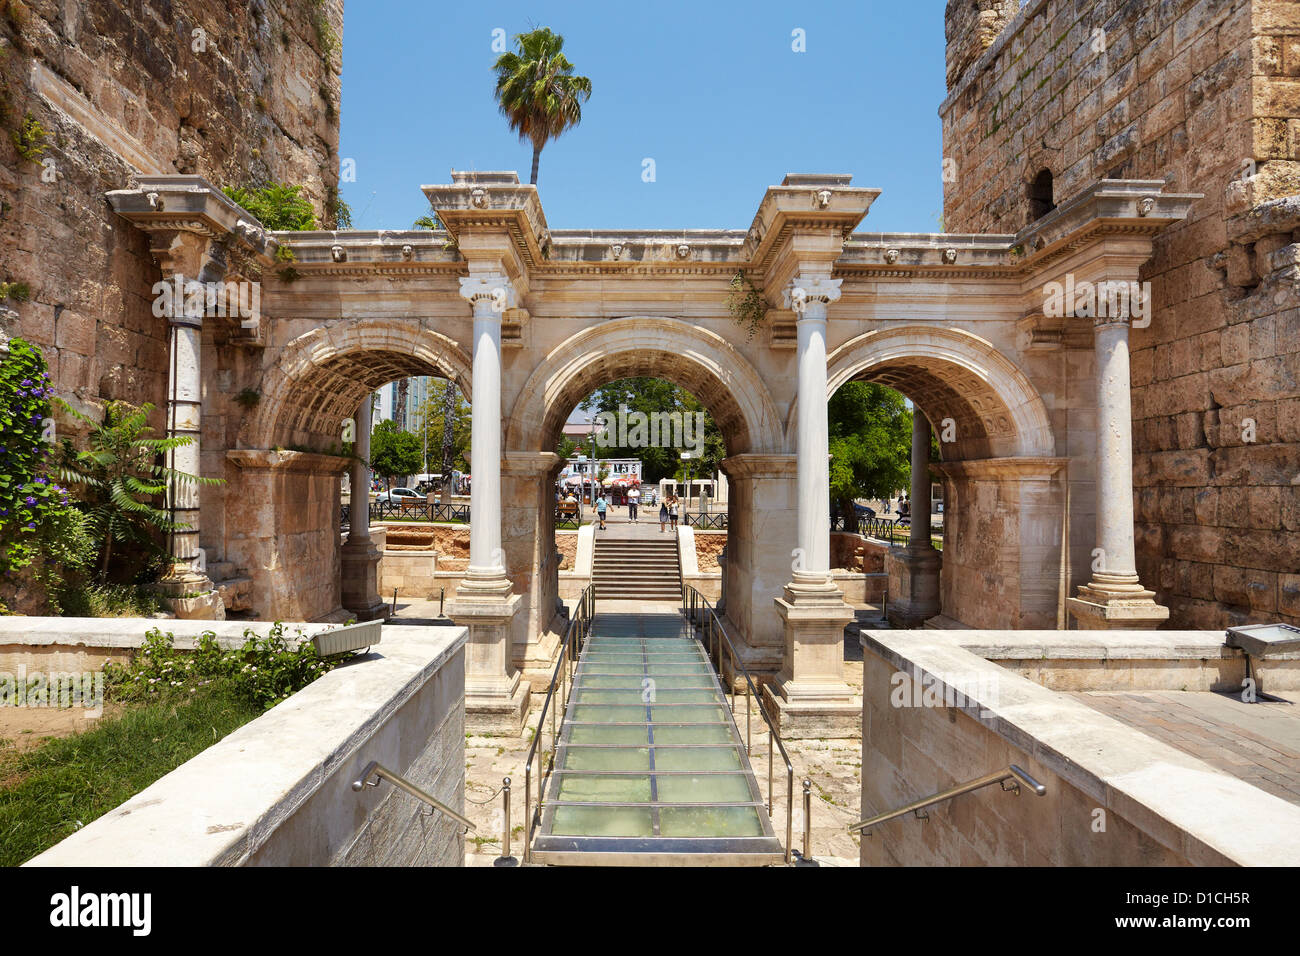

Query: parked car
(853, 503), (877, 521)
(375, 487), (422, 505)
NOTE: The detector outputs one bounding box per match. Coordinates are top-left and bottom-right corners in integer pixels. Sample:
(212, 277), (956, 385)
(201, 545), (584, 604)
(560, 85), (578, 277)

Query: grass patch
(0, 682), (261, 865)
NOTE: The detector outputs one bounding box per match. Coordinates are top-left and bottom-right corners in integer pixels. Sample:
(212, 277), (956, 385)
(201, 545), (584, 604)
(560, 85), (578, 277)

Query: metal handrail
(523, 584), (595, 864)
(682, 584), (795, 865)
(848, 764), (1046, 835)
(351, 760), (477, 831)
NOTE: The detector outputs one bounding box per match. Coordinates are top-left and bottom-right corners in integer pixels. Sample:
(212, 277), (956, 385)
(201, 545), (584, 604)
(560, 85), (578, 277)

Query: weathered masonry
(941, 0), (1300, 629)
(104, 169), (1194, 733)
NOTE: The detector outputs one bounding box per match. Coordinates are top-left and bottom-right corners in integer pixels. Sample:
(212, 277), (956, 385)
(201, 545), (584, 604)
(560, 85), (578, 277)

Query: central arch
(506, 318), (784, 456)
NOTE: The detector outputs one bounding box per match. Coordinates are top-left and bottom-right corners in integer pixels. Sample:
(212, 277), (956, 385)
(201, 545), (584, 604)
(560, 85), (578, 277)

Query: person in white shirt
(628, 486), (641, 522)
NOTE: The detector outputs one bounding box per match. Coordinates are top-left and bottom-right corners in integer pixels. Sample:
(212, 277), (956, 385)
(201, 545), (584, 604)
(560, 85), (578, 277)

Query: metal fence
(683, 512), (728, 530)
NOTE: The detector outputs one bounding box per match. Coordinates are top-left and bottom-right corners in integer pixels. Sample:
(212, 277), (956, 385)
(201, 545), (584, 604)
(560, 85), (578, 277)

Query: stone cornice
(227, 449), (352, 475)
(423, 171), (549, 272)
(933, 457), (1069, 481)
(106, 175), (282, 271)
(720, 453), (797, 480)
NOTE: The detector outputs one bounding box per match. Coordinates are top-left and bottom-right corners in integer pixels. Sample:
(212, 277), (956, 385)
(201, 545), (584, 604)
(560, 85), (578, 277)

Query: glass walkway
(528, 610), (786, 866)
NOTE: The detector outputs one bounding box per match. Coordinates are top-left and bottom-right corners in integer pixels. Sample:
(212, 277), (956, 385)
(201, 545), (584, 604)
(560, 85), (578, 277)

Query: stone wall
(26, 625), (467, 867)
(0, 0), (342, 417)
(941, 0), (1300, 628)
(860, 627), (1300, 866)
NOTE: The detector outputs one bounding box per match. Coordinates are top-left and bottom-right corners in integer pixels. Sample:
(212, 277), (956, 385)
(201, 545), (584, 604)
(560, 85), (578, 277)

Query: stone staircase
(591, 535), (682, 601)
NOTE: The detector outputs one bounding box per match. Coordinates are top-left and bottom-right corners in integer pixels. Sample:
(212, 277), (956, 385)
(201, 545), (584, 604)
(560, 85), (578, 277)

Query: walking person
(668, 493), (679, 530)
(595, 492), (608, 531)
(659, 496), (669, 533)
(628, 485), (640, 523)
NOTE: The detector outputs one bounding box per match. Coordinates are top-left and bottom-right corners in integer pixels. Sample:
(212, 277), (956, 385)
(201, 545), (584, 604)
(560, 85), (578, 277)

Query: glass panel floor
(530, 611), (786, 865)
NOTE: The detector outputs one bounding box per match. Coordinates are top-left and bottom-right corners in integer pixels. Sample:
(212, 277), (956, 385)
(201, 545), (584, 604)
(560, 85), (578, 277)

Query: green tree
(56, 400), (222, 583)
(414, 381), (471, 488)
(369, 419), (422, 488)
(492, 26), (592, 185)
(579, 378), (726, 484)
(827, 382), (914, 533)
(555, 435), (578, 460)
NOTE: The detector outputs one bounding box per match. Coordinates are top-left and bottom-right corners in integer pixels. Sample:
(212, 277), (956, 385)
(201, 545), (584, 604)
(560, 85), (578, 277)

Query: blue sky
(339, 0), (947, 233)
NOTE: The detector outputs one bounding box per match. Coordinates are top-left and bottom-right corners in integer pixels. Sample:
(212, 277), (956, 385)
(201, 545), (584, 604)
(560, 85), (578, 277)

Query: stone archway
(797, 325), (1055, 459)
(817, 326), (1065, 629)
(244, 320), (473, 450)
(218, 320), (475, 624)
(500, 317), (788, 683)
(506, 317), (784, 456)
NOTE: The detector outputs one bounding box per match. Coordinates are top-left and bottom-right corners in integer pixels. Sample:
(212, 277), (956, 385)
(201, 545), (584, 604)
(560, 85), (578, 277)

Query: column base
(886, 546), (942, 628)
(341, 540), (389, 622)
(157, 567), (225, 621)
(771, 577), (860, 739)
(1067, 580), (1169, 630)
(449, 580), (529, 735)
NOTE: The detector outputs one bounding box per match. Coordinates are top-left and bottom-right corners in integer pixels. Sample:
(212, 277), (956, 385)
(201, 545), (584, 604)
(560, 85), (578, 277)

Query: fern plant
(55, 400), (223, 582)
(11, 112), (48, 163)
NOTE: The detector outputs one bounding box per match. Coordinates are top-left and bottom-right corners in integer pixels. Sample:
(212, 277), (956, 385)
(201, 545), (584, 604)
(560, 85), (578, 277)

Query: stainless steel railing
(523, 584), (595, 864)
(351, 760), (477, 831)
(849, 764), (1046, 835)
(682, 584), (796, 865)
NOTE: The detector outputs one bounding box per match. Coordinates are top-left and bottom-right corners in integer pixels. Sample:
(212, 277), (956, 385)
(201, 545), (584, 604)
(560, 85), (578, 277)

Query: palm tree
(492, 27), (592, 185)
(439, 381), (458, 497)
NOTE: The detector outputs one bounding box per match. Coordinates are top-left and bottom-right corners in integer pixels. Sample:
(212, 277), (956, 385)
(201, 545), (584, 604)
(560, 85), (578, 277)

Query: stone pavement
(1070, 689), (1300, 808)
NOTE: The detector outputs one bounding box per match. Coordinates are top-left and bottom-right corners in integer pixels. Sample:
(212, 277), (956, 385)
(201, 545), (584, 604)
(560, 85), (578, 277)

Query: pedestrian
(659, 496), (669, 533)
(668, 493), (679, 530)
(628, 485), (640, 523)
(595, 492), (608, 531)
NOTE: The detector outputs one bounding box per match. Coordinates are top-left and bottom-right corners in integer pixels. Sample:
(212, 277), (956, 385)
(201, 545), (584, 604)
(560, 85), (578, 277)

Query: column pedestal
(766, 576), (860, 739)
(886, 547), (943, 627)
(1067, 578), (1168, 629)
(341, 540), (388, 621)
(450, 576), (528, 734)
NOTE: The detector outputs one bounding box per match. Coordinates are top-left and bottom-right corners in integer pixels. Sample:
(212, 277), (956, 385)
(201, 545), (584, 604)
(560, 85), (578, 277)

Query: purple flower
(20, 379), (31, 387)
(36, 477), (46, 485)
(24, 496), (36, 506)
(25, 522), (35, 530)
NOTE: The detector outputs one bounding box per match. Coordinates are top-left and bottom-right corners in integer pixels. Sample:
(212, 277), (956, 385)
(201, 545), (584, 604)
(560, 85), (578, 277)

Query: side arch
(505, 317), (785, 455)
(244, 320), (473, 449)
(790, 325), (1055, 460)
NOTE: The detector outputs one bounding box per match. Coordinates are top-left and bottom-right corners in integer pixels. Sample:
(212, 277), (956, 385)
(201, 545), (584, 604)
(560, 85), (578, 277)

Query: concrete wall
(941, 0), (1300, 629)
(26, 625), (468, 867)
(860, 627), (1300, 866)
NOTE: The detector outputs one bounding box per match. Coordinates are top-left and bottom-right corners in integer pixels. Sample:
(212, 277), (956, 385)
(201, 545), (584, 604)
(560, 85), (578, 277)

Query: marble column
(157, 267), (222, 619)
(341, 394), (387, 620)
(1068, 313), (1169, 628)
(908, 413), (933, 549)
(886, 411), (942, 626)
(769, 275), (858, 739)
(448, 272), (528, 733)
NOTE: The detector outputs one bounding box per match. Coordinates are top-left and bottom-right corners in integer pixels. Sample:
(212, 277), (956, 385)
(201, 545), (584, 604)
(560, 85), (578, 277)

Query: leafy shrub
(0, 339), (94, 610)
(105, 623), (341, 710)
(221, 182), (318, 231)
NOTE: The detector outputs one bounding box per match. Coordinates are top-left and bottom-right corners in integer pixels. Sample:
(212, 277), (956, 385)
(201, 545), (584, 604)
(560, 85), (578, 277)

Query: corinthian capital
(458, 273), (518, 314)
(782, 275), (843, 314)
